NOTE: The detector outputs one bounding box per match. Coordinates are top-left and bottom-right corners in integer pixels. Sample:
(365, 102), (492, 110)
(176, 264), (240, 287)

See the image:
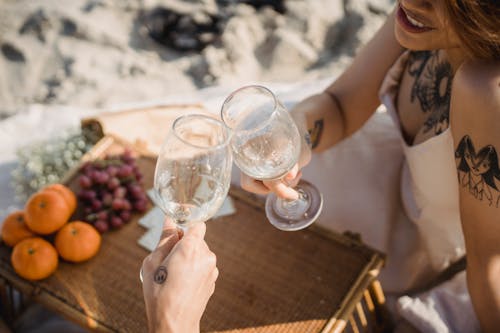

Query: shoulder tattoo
(407, 50), (453, 135)
(455, 135), (500, 207)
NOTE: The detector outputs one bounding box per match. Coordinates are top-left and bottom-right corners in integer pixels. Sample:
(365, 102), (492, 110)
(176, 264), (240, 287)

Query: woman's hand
(240, 98), (314, 200)
(142, 218), (218, 333)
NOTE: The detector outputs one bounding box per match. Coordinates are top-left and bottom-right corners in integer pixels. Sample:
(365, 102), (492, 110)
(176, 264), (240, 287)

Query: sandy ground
(0, 0), (393, 119)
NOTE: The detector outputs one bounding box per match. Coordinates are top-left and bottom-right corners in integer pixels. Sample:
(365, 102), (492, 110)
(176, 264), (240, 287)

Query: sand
(0, 0), (394, 120)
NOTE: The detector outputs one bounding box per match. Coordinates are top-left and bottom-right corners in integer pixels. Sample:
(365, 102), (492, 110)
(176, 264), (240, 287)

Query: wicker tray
(0, 135), (387, 333)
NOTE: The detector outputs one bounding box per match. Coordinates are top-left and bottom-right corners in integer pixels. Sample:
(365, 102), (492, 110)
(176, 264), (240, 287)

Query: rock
(143, 0), (219, 16)
(1, 43), (26, 62)
(258, 28), (318, 74)
(18, 9), (51, 42)
(141, 6), (222, 51)
(285, 0), (344, 50)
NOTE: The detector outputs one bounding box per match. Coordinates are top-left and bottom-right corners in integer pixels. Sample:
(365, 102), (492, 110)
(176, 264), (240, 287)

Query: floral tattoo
(455, 135), (500, 207)
(407, 50), (454, 135)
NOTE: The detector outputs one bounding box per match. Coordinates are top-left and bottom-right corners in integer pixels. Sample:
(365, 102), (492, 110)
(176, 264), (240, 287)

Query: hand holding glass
(221, 85), (322, 231)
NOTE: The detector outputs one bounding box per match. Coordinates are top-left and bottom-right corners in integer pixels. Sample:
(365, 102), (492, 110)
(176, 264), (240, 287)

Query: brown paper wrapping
(81, 104), (213, 156)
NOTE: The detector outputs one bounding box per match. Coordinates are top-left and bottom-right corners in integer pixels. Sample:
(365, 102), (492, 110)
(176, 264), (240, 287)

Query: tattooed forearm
(308, 119), (324, 149)
(455, 135), (500, 207)
(408, 50), (453, 135)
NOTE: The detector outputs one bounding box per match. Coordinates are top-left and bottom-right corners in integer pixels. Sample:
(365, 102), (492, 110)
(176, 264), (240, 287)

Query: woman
(241, 0), (499, 332)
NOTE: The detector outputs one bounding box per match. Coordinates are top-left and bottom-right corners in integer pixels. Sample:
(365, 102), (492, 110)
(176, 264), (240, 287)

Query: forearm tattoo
(154, 266), (168, 284)
(308, 119), (324, 149)
(455, 135), (500, 207)
(304, 132), (312, 148)
(408, 50), (453, 135)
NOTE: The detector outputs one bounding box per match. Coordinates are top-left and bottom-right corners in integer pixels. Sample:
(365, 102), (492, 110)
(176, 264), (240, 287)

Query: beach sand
(0, 0), (393, 119)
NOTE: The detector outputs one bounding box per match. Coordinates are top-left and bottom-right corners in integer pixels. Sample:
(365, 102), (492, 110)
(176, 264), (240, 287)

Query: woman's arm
(450, 61), (500, 333)
(242, 9), (405, 197)
(293, 8), (405, 152)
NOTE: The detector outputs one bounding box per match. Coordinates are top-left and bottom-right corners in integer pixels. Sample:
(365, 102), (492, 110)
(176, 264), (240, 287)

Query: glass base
(265, 179), (323, 231)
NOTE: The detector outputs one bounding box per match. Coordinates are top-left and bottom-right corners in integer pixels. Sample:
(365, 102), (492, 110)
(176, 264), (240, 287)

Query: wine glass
(153, 114), (233, 231)
(221, 85), (323, 231)
(140, 114), (232, 282)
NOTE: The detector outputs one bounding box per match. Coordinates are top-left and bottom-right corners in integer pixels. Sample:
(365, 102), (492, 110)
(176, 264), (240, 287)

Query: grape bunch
(76, 150), (147, 233)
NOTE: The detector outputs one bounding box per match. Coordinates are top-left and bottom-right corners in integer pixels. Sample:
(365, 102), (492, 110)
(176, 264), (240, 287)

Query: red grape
(77, 150), (147, 232)
(114, 187), (127, 199)
(107, 177), (120, 190)
(120, 210), (131, 222)
(96, 211), (109, 221)
(111, 198), (124, 210)
(94, 220), (109, 233)
(110, 216), (124, 229)
(78, 175), (92, 188)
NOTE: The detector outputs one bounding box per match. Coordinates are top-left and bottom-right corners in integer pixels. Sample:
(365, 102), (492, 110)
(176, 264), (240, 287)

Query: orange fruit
(25, 190), (71, 235)
(11, 237), (58, 281)
(55, 221), (101, 263)
(43, 184), (77, 216)
(1, 211), (36, 247)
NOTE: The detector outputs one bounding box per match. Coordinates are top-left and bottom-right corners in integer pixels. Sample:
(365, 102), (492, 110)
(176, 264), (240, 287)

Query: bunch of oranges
(1, 184), (102, 281)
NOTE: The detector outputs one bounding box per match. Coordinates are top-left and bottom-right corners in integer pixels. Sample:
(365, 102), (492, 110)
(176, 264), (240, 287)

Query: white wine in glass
(153, 114), (233, 230)
(221, 85), (323, 231)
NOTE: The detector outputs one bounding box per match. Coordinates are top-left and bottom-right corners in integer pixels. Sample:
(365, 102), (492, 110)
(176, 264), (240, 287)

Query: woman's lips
(396, 5), (433, 33)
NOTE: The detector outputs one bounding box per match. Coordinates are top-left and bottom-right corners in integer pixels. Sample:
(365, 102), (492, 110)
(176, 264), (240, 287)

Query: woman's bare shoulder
(450, 60), (499, 174)
(453, 61), (500, 107)
(451, 60), (500, 126)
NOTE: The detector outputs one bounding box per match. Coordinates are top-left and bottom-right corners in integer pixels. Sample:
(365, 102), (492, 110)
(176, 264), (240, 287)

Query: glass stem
(273, 187), (311, 220)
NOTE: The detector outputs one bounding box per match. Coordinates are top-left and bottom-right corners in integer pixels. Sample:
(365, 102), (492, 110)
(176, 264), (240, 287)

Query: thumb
(184, 222), (206, 240)
(284, 164), (299, 182)
(155, 217), (181, 257)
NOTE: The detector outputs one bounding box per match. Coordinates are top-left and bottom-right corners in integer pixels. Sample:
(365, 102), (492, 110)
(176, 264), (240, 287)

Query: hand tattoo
(154, 266), (168, 284)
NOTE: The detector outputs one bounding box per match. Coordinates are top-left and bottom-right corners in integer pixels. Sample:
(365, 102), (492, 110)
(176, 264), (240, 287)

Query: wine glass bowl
(221, 85), (302, 181)
(153, 114), (232, 230)
(221, 85), (323, 231)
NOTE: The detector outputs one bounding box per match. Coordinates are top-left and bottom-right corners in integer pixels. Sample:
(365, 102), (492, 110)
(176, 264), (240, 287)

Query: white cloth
(379, 52), (479, 333)
(378, 51), (465, 292)
(396, 271), (480, 333)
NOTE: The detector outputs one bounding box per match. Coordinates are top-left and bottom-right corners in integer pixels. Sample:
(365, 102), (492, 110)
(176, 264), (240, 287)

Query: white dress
(377, 50), (466, 292)
(303, 51), (480, 332)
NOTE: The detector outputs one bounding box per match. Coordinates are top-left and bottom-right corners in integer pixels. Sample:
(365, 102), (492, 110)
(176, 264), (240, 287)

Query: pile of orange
(1, 184), (101, 281)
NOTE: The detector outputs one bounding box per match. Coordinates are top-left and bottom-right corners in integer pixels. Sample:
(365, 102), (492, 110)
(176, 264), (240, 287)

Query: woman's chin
(395, 27), (432, 51)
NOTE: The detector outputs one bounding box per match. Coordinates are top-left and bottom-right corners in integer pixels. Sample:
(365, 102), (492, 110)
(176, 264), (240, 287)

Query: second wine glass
(221, 85), (323, 231)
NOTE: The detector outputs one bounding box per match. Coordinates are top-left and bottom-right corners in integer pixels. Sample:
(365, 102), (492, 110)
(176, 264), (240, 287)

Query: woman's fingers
(240, 165), (303, 200)
(240, 173), (270, 195)
(264, 165), (302, 199)
(263, 179), (299, 200)
(285, 170), (302, 188)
